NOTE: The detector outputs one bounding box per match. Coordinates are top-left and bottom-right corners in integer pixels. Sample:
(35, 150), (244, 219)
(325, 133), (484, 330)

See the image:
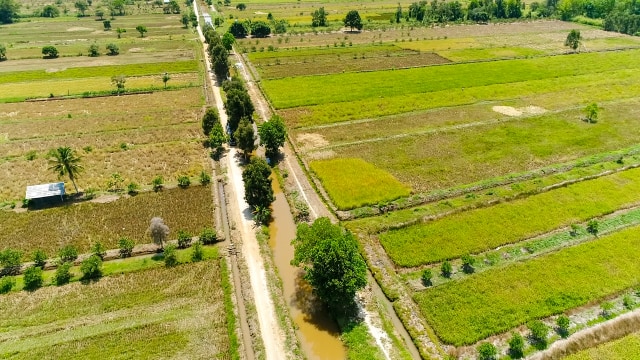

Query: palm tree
(48, 147), (83, 193)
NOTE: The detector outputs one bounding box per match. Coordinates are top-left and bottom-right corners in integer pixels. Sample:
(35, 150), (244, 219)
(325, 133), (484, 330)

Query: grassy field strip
(248, 44), (405, 60)
(281, 65), (640, 127)
(403, 205), (640, 287)
(414, 224), (640, 346)
(345, 147), (640, 233)
(0, 61), (199, 85)
(263, 49), (640, 109)
(0, 75), (201, 102)
(379, 166), (640, 267)
(0, 253), (229, 358)
(332, 96), (640, 194)
(564, 331), (640, 360)
(0, 186), (214, 256)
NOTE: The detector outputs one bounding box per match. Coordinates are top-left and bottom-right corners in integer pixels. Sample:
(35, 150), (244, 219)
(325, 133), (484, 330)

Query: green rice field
(414, 224), (640, 345)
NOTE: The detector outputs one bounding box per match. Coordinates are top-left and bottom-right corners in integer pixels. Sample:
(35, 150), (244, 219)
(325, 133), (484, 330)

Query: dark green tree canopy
(229, 21), (248, 38)
(291, 217), (367, 316)
(343, 10), (363, 31)
(210, 44), (230, 80)
(242, 157), (274, 209)
(42, 5), (60, 17)
(250, 20), (271, 37)
(222, 32), (235, 50)
(42, 45), (59, 58)
(202, 107), (220, 136)
(236, 118), (256, 160)
(0, 0), (21, 24)
(259, 115), (287, 159)
(225, 88), (254, 133)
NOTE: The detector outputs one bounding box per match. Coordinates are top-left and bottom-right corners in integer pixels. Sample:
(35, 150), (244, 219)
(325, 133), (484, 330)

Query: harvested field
(563, 331), (640, 360)
(0, 255), (230, 359)
(0, 186), (214, 257)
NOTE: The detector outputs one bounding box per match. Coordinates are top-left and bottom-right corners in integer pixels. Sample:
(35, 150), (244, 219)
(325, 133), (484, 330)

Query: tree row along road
(194, 2), (285, 359)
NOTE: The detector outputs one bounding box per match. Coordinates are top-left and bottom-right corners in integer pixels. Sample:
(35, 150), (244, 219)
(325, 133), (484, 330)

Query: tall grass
(310, 158), (411, 210)
(414, 224), (640, 346)
(380, 167), (640, 266)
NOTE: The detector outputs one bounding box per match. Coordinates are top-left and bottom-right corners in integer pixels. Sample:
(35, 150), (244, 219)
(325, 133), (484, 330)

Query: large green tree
(312, 7), (327, 26)
(225, 88), (254, 133)
(242, 157), (274, 210)
(229, 21), (248, 38)
(0, 44), (6, 61)
(210, 44), (230, 79)
(259, 115), (287, 159)
(48, 147), (84, 193)
(343, 10), (363, 31)
(0, 0), (20, 24)
(236, 118), (256, 160)
(291, 218), (367, 316)
(250, 21), (271, 37)
(75, 0), (88, 16)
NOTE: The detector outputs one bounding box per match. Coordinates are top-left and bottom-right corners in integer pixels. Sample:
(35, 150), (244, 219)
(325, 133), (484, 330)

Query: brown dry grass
(0, 186), (214, 257)
(254, 51), (449, 78)
(0, 88), (208, 200)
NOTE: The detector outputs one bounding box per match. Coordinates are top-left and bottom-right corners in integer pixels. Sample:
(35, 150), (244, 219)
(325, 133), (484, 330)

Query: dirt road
(193, 3), (287, 359)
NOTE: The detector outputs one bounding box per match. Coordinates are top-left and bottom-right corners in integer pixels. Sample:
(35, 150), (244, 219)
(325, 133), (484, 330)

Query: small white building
(25, 182), (65, 201)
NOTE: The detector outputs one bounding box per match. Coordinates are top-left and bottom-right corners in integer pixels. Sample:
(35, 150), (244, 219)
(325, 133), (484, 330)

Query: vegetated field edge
(415, 224), (640, 346)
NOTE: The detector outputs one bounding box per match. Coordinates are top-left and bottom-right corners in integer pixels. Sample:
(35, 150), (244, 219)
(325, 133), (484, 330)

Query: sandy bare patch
(307, 150), (335, 161)
(0, 111), (19, 118)
(492, 106), (522, 116)
(522, 105), (547, 115)
(254, 11), (267, 14)
(67, 26), (93, 32)
(296, 133), (328, 152)
(128, 47), (143, 53)
(90, 194), (120, 203)
(493, 105), (547, 116)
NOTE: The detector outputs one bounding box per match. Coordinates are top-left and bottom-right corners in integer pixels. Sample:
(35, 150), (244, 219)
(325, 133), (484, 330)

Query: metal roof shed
(25, 182), (65, 201)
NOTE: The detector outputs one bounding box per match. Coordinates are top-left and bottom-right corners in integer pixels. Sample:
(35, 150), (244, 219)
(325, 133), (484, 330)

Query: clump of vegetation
(152, 176), (164, 191)
(508, 332), (525, 359)
(191, 241), (204, 262)
(199, 170), (211, 185)
(0, 277), (15, 294)
(421, 268), (433, 286)
(527, 320), (549, 349)
(461, 253), (476, 274)
(92, 241), (106, 260)
(556, 315), (570, 338)
(23, 266), (44, 291)
(0, 248), (22, 275)
(177, 230), (192, 249)
(53, 262), (73, 286)
(32, 249), (47, 269)
(163, 244), (178, 267)
(80, 255), (103, 281)
(177, 175), (191, 188)
(58, 245), (79, 263)
(441, 260), (452, 278)
(477, 342), (497, 360)
(600, 301), (614, 319)
(118, 237), (135, 258)
(199, 227), (217, 244)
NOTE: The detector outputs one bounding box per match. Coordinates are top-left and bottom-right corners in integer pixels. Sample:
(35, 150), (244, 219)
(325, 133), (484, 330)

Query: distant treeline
(402, 0), (639, 35)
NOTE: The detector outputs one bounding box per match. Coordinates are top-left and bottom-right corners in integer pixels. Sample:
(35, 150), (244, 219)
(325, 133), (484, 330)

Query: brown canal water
(269, 182), (347, 360)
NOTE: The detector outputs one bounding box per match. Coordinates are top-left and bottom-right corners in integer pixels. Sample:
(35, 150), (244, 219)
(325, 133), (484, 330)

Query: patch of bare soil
(67, 27), (93, 32)
(46, 68), (67, 73)
(296, 133), (329, 152)
(128, 47), (143, 53)
(492, 105), (548, 117)
(306, 150), (336, 161)
(90, 194), (120, 203)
